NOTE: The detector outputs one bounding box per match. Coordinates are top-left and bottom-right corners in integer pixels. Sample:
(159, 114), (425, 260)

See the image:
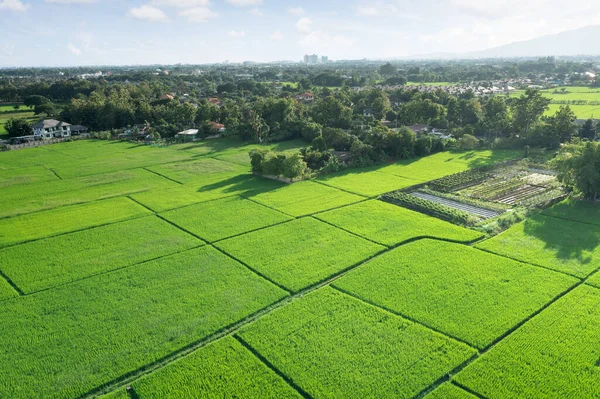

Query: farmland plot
(334, 240), (576, 349)
(424, 383), (478, 399)
(161, 196), (292, 242)
(237, 287), (476, 399)
(0, 166), (59, 188)
(216, 218), (384, 292)
(0, 197), (152, 247)
(426, 149), (522, 167)
(0, 216), (200, 293)
(543, 198), (600, 226)
(130, 174), (283, 213)
(0, 169), (177, 218)
(249, 180), (365, 217)
(0, 246), (288, 399)
(316, 200), (483, 247)
(477, 215), (600, 278)
(146, 158), (247, 185)
(0, 277), (17, 301)
(315, 169), (420, 197)
(377, 158), (471, 182)
(102, 337), (301, 399)
(455, 285), (600, 398)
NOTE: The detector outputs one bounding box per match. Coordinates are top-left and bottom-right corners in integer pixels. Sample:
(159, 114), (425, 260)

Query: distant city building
(303, 54), (320, 65)
(321, 56), (328, 63)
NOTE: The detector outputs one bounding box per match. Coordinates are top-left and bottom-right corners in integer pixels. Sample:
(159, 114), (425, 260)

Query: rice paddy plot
(0, 277), (18, 301)
(161, 196), (292, 242)
(237, 287), (476, 399)
(426, 149), (522, 167)
(424, 383), (478, 399)
(0, 246), (288, 399)
(147, 157), (248, 185)
(316, 200), (483, 247)
(315, 169), (420, 197)
(476, 215), (600, 278)
(455, 285), (600, 399)
(0, 166), (59, 188)
(0, 168), (177, 218)
(130, 174), (284, 213)
(0, 145), (77, 170)
(377, 158), (471, 182)
(101, 336), (302, 399)
(0, 197), (152, 248)
(334, 240), (576, 349)
(543, 198), (600, 226)
(249, 180), (365, 217)
(216, 218), (384, 292)
(213, 139), (308, 167)
(0, 216), (200, 293)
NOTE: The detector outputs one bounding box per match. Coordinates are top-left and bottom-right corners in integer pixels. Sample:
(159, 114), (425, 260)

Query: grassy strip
(315, 169), (421, 197)
(455, 285), (600, 398)
(160, 196), (292, 243)
(0, 216), (201, 293)
(216, 218), (384, 292)
(316, 200), (482, 247)
(333, 240), (577, 349)
(101, 336), (302, 399)
(237, 287), (476, 398)
(0, 197), (152, 248)
(476, 215), (600, 278)
(0, 246), (288, 399)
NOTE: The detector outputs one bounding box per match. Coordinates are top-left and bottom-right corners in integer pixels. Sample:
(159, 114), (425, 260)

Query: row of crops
(381, 191), (477, 225)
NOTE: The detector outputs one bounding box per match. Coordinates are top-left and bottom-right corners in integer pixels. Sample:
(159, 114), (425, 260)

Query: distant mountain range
(407, 25), (600, 60)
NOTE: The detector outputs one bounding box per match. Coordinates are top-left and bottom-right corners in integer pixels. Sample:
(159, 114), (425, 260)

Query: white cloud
(68, 43), (82, 55)
(298, 30), (354, 51)
(248, 7), (263, 16)
(0, 0), (29, 11)
(228, 30), (246, 38)
(225, 0), (261, 7)
(45, 0), (95, 3)
(271, 30), (283, 41)
(296, 17), (313, 33)
(287, 6), (304, 16)
(152, 0), (209, 7)
(355, 5), (379, 16)
(178, 6), (218, 22)
(128, 5), (168, 21)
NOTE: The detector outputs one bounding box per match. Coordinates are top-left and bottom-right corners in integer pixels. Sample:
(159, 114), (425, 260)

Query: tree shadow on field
(196, 174), (284, 198)
(523, 215), (600, 265)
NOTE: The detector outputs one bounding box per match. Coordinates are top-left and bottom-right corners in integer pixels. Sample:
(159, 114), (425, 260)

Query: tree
(482, 96), (510, 140)
(554, 141), (600, 201)
(34, 102), (56, 116)
(538, 105), (577, 148)
(5, 118), (33, 138)
(579, 119), (597, 140)
(459, 134), (479, 150)
(311, 97), (352, 129)
(282, 153), (308, 179)
(379, 62), (397, 76)
(371, 97), (391, 121)
(24, 95), (50, 108)
(511, 89), (551, 135)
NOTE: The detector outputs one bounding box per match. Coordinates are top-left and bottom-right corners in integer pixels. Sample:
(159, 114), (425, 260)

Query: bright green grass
(249, 180), (365, 217)
(130, 174), (284, 212)
(455, 285), (600, 398)
(334, 240), (576, 349)
(0, 197), (152, 248)
(212, 139), (308, 167)
(0, 169), (177, 218)
(237, 287), (476, 399)
(0, 246), (288, 399)
(216, 218), (384, 292)
(0, 277), (17, 301)
(0, 103), (27, 112)
(0, 166), (59, 188)
(0, 145), (80, 170)
(315, 170), (420, 196)
(0, 216), (200, 293)
(147, 158), (247, 185)
(377, 158), (471, 181)
(102, 336), (301, 399)
(316, 200), (483, 246)
(161, 196), (292, 242)
(426, 149), (522, 166)
(543, 198), (600, 226)
(545, 103), (600, 119)
(476, 215), (600, 278)
(424, 383), (478, 399)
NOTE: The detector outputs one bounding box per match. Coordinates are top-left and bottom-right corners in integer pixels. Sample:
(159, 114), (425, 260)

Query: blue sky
(1, 0), (599, 67)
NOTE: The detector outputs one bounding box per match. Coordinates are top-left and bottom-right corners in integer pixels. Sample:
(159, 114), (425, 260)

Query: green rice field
(0, 137), (598, 398)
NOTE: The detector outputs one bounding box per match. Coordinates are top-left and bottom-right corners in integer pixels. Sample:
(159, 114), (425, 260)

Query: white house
(32, 120), (72, 139)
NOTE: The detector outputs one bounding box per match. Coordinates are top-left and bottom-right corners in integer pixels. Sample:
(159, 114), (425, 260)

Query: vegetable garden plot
(476, 215), (600, 278)
(102, 337), (302, 399)
(315, 169), (420, 197)
(424, 383), (478, 399)
(316, 200), (482, 247)
(216, 218), (384, 292)
(130, 174), (284, 213)
(0, 197), (152, 248)
(0, 246), (288, 399)
(0, 166), (59, 188)
(146, 158), (248, 185)
(543, 198), (600, 226)
(237, 287), (476, 399)
(161, 196), (292, 242)
(0, 216), (200, 293)
(249, 180), (365, 217)
(0, 169), (177, 218)
(333, 240), (576, 349)
(455, 285), (600, 399)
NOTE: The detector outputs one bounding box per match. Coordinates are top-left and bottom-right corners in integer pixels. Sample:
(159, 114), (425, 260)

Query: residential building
(175, 129), (199, 142)
(32, 120), (72, 139)
(295, 92), (315, 102)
